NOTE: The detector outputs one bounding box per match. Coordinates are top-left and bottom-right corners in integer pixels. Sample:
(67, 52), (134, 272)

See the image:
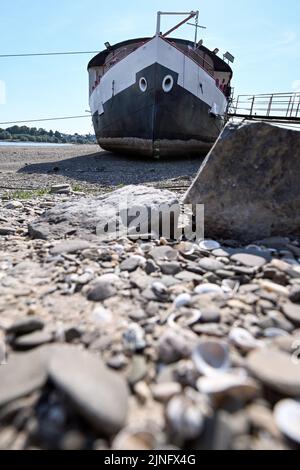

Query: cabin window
(139, 77), (148, 92)
(162, 75), (174, 93)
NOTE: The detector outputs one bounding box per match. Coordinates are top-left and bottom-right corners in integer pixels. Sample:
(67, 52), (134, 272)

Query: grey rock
(7, 317), (45, 336)
(184, 121), (300, 242)
(0, 346), (54, 407)
(158, 329), (197, 364)
(199, 258), (225, 272)
(4, 201), (23, 210)
(50, 184), (72, 194)
(160, 262), (181, 275)
(29, 186), (178, 241)
(48, 345), (128, 435)
(127, 355), (148, 386)
(231, 253), (268, 268)
(13, 331), (53, 350)
(87, 281), (116, 302)
(282, 302), (300, 326)
(289, 286), (300, 304)
(50, 240), (91, 256)
(145, 259), (159, 274)
(0, 227), (16, 236)
(247, 348), (300, 396)
(120, 256), (144, 272)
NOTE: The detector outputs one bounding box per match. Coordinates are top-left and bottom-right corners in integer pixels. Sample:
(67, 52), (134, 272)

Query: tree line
(0, 125), (96, 144)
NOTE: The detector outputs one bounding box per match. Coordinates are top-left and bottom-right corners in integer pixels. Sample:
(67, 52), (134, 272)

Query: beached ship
(88, 11), (233, 157)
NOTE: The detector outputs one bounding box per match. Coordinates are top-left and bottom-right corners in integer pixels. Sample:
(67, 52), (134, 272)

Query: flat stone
(4, 201), (24, 210)
(13, 331), (53, 350)
(198, 258), (225, 272)
(231, 253), (267, 268)
(50, 240), (91, 256)
(7, 317), (45, 336)
(50, 184), (72, 194)
(0, 346), (54, 407)
(247, 348), (300, 396)
(120, 256), (144, 272)
(282, 302), (300, 326)
(160, 262), (181, 276)
(29, 186), (179, 240)
(0, 227), (16, 236)
(87, 281), (116, 302)
(48, 345), (128, 435)
(158, 329), (197, 364)
(127, 355), (148, 386)
(150, 246), (178, 262)
(151, 382), (182, 403)
(201, 308), (221, 323)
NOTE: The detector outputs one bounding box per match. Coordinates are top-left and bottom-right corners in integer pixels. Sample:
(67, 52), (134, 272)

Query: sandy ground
(0, 144), (203, 194)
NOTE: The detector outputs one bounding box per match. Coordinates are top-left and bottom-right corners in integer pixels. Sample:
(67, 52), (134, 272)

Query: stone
(198, 258), (225, 272)
(144, 259), (159, 274)
(13, 331), (53, 350)
(199, 240), (221, 251)
(247, 348), (300, 396)
(274, 399), (300, 444)
(0, 346), (54, 407)
(158, 329), (197, 364)
(160, 262), (181, 276)
(231, 253), (267, 268)
(50, 184), (72, 194)
(7, 317), (45, 336)
(289, 286), (300, 304)
(120, 256), (145, 272)
(150, 246), (178, 262)
(29, 186), (179, 240)
(48, 345), (128, 435)
(151, 382), (182, 403)
(0, 227), (16, 236)
(50, 240), (91, 256)
(87, 281), (116, 302)
(4, 201), (23, 210)
(127, 356), (148, 386)
(282, 302), (300, 326)
(184, 121), (300, 242)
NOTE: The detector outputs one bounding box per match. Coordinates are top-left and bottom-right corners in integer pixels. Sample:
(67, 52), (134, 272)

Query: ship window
(139, 77), (148, 92)
(162, 75), (174, 93)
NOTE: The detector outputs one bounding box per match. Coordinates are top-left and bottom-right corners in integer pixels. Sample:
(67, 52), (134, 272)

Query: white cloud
(0, 80), (6, 105)
(292, 80), (300, 93)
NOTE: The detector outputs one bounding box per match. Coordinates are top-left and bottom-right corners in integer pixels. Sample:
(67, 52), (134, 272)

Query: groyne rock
(184, 121), (300, 242)
(28, 185), (179, 240)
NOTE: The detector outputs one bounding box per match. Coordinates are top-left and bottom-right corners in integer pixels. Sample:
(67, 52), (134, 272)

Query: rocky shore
(1, 188), (300, 450)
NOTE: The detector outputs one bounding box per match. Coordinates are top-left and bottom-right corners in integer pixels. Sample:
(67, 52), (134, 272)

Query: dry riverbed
(0, 145), (300, 451)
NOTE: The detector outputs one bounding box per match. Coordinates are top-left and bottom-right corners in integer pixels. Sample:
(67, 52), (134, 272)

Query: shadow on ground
(18, 150), (203, 187)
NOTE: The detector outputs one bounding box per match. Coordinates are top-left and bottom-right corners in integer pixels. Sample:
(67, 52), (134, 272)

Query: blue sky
(0, 0), (299, 134)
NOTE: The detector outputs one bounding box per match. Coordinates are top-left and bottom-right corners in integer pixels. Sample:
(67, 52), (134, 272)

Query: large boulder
(184, 121), (300, 242)
(29, 185), (179, 241)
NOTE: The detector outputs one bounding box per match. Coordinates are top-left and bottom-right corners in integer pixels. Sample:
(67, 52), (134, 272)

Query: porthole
(139, 77), (148, 92)
(162, 75), (174, 93)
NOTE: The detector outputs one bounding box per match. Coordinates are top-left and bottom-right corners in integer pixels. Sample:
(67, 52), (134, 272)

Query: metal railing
(231, 92), (300, 121)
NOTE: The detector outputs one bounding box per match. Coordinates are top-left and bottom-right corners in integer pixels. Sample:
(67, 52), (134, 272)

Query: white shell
(123, 323), (146, 351)
(92, 306), (113, 325)
(168, 310), (202, 329)
(174, 293), (192, 309)
(194, 284), (224, 296)
(199, 240), (221, 251)
(197, 373), (259, 399)
(192, 340), (230, 377)
(274, 399), (300, 444)
(229, 327), (262, 352)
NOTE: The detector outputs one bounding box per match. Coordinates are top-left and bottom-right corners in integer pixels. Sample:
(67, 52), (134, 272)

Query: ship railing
(185, 47), (214, 76)
(102, 44), (146, 75)
(232, 92), (300, 120)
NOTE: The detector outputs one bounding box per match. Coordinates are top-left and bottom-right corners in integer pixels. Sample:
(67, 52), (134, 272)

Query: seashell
(168, 310), (202, 329)
(229, 327), (262, 352)
(264, 328), (290, 339)
(177, 242), (196, 256)
(192, 340), (230, 376)
(173, 293), (192, 309)
(199, 240), (221, 251)
(222, 279), (240, 294)
(194, 283), (224, 296)
(166, 394), (204, 441)
(112, 424), (160, 450)
(274, 399), (300, 444)
(197, 372), (259, 400)
(151, 282), (169, 301)
(123, 323), (146, 351)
